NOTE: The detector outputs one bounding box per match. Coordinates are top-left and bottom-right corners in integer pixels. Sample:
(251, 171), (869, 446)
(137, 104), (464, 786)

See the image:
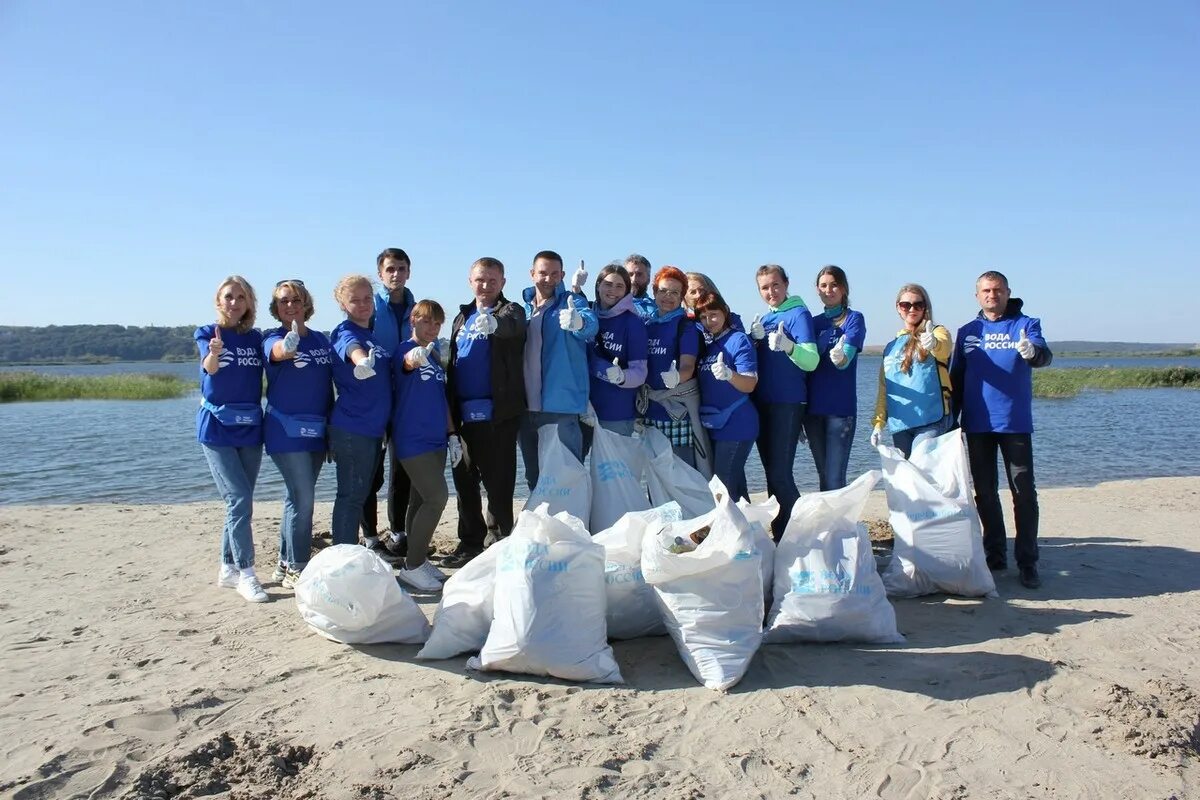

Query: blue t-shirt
(698, 329), (759, 441)
(753, 305), (815, 405)
(330, 320), (392, 438)
(953, 314), (1047, 434)
(808, 309), (866, 417)
(454, 309), (493, 402)
(391, 340), (450, 459)
(262, 327), (334, 454)
(588, 310), (649, 422)
(195, 325), (264, 448)
(645, 313), (701, 422)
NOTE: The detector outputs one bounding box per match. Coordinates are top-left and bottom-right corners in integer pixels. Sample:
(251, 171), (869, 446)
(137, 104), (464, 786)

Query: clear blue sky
(2, 1), (1197, 344)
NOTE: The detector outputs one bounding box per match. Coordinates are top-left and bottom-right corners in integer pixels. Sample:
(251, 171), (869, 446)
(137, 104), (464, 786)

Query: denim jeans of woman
(803, 414), (856, 492)
(711, 438), (753, 503)
(329, 425), (384, 546)
(270, 449), (324, 570)
(890, 414), (953, 459)
(202, 443), (263, 569)
(756, 401), (806, 540)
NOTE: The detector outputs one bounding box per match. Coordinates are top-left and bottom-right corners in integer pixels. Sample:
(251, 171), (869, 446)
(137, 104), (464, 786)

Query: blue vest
(882, 336), (946, 433)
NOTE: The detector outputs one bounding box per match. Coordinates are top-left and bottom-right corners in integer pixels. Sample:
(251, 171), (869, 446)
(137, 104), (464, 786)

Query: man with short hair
(624, 253), (658, 320)
(519, 250), (598, 489)
(951, 271), (1053, 589)
(364, 247), (415, 555)
(444, 257), (527, 566)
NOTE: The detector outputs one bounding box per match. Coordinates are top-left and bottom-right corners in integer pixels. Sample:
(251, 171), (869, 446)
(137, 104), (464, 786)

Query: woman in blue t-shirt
(262, 279), (333, 589)
(695, 291), (759, 502)
(328, 274), (393, 547)
(584, 264), (648, 453)
(803, 265), (867, 491)
(641, 265), (705, 468)
(196, 275), (267, 603)
(390, 300), (464, 593)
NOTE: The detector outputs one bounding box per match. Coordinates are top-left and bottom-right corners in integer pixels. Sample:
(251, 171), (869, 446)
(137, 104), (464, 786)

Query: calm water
(2, 357), (1199, 505)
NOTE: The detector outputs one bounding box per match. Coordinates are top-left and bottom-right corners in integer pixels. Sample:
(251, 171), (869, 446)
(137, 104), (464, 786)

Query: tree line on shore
(0, 325), (197, 364)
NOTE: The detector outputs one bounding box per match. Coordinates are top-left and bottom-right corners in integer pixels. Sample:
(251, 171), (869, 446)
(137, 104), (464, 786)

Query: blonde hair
(895, 283), (934, 373)
(270, 280), (315, 323)
(214, 275), (257, 333)
(411, 299), (445, 324)
(333, 274), (373, 312)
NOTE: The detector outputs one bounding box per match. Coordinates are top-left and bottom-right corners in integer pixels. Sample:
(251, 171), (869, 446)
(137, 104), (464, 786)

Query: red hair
(652, 265), (688, 290)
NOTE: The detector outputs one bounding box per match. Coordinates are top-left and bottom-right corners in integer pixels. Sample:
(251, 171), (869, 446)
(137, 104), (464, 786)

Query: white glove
(768, 328), (794, 353)
(559, 306), (583, 331)
(711, 352), (733, 382)
(749, 314), (766, 341)
(282, 320), (300, 354)
(448, 434), (464, 468)
(605, 357), (624, 384)
(1016, 328), (1036, 360)
(471, 308), (498, 336)
(829, 334), (847, 366)
(435, 337), (451, 368)
(661, 359), (680, 389)
(570, 261), (588, 293)
(407, 343), (432, 369)
(870, 425), (883, 448)
(919, 320), (936, 351)
(353, 347), (376, 380)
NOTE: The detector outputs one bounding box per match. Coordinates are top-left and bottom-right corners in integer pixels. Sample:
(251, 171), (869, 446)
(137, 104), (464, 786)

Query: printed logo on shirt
(965, 333), (1020, 353)
(418, 362), (446, 383)
(294, 347), (332, 369)
(233, 347), (262, 368)
(218, 349), (236, 367)
(648, 335), (669, 356)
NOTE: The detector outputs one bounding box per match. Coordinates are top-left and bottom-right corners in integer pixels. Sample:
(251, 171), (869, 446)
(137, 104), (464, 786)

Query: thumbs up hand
(282, 319), (301, 354)
(471, 307), (498, 336)
(209, 324), (225, 363)
(769, 327), (794, 353)
(919, 319), (936, 351)
(711, 352), (733, 381)
(353, 346), (377, 380)
(661, 359), (680, 389)
(749, 314), (766, 341)
(1015, 327), (1036, 360)
(570, 260), (588, 294)
(558, 306), (583, 331)
(605, 356), (625, 385)
(829, 334), (847, 366)
(406, 342), (431, 370)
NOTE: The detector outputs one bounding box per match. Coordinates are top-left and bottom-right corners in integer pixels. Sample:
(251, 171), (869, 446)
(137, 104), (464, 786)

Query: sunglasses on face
(898, 301), (926, 312)
(277, 296), (304, 306)
(275, 279), (305, 287)
(655, 287), (682, 297)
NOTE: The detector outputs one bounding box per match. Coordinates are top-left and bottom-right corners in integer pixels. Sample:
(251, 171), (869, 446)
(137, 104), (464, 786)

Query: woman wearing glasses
(871, 283), (953, 458)
(262, 280), (333, 589)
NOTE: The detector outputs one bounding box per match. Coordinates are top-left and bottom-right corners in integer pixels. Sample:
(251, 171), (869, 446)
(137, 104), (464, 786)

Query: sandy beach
(2, 477), (1198, 799)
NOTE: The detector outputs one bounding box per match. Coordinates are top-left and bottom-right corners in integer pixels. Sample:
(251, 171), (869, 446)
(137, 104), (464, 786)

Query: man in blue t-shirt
(951, 270), (1053, 590)
(444, 257), (528, 566)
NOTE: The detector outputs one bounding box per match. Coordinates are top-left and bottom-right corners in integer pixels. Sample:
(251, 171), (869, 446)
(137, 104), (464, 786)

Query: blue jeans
(202, 443), (263, 569)
(270, 449), (324, 570)
(891, 414), (953, 460)
(712, 438), (753, 503)
(329, 425), (383, 546)
(755, 402), (806, 540)
(803, 414), (856, 492)
(580, 417), (637, 461)
(519, 411), (584, 490)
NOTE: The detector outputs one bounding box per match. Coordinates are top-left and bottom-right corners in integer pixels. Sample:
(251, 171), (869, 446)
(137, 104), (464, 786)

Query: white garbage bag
(765, 471), (904, 643)
(468, 504), (623, 683)
(734, 489), (779, 606)
(642, 484), (764, 691)
(643, 427), (715, 519)
(593, 503), (682, 640)
(295, 544), (431, 645)
(416, 543), (506, 660)
(589, 425), (650, 533)
(879, 430), (998, 598)
(524, 424), (592, 524)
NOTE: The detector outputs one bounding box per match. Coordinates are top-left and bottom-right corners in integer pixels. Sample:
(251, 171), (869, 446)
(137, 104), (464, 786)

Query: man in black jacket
(442, 257), (527, 566)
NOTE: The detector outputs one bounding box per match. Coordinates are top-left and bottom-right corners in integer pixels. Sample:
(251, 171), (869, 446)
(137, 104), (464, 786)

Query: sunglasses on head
(275, 279), (305, 287)
(898, 300), (926, 312)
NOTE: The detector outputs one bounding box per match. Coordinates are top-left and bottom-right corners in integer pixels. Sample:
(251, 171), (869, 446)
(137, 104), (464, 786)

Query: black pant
(451, 416), (520, 551)
(360, 435), (412, 537)
(965, 432), (1039, 567)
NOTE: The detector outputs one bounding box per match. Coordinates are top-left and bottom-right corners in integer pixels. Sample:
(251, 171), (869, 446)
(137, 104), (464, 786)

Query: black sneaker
(987, 555), (1008, 572)
(1019, 565), (1041, 589)
(439, 548), (482, 568)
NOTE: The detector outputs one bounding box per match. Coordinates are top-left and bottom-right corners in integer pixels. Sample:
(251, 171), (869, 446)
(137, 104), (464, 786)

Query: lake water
(2, 357), (1199, 505)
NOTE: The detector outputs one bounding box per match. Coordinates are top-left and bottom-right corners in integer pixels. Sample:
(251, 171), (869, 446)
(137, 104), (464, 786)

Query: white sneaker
(217, 564), (239, 588)
(270, 562), (287, 582)
(397, 564), (442, 593)
(237, 574), (268, 603)
(420, 561), (449, 583)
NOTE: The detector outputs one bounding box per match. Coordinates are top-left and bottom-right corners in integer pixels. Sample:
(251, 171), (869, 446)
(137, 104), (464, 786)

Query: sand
(2, 477), (1199, 799)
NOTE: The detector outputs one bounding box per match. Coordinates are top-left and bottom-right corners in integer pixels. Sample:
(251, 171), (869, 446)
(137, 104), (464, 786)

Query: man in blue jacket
(951, 271), (1053, 589)
(623, 253), (658, 320)
(519, 250), (599, 489)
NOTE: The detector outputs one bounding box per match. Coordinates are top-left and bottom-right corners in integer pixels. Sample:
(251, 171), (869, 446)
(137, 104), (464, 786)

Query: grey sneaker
(217, 564), (239, 589)
(397, 564), (442, 593)
(419, 560), (449, 583)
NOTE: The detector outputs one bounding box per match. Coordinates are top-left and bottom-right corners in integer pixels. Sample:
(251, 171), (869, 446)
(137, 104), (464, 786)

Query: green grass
(1033, 367), (1200, 398)
(0, 372), (194, 402)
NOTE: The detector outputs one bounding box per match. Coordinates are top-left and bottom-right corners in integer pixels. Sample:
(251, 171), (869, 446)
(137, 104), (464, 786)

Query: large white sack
(642, 487), (764, 691)
(468, 505), (623, 683)
(295, 544), (430, 645)
(589, 425), (651, 533)
(643, 427), (716, 519)
(734, 489), (779, 603)
(524, 424), (591, 523)
(593, 503), (682, 640)
(766, 471), (904, 643)
(416, 543), (506, 660)
(879, 430), (998, 598)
